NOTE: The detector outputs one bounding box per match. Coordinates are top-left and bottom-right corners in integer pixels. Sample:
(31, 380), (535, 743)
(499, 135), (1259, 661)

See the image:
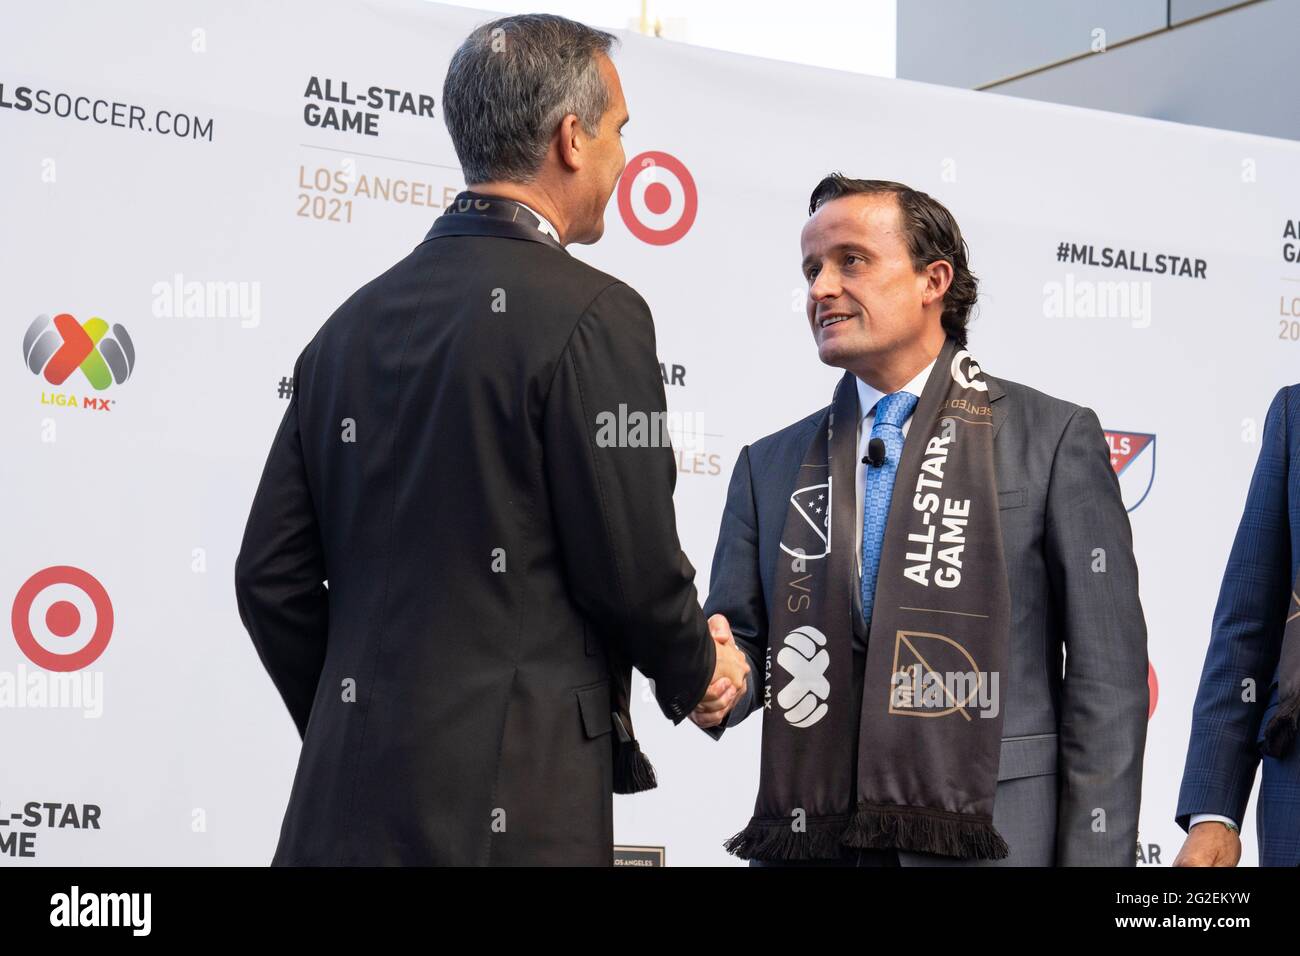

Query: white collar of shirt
(854, 356), (936, 423)
(516, 201), (561, 245)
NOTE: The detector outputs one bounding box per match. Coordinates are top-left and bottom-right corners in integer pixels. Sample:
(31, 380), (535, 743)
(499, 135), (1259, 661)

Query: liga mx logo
(776, 626), (829, 727)
(11, 566), (114, 672)
(23, 313), (136, 389)
(617, 150), (698, 245)
(1104, 429), (1156, 512)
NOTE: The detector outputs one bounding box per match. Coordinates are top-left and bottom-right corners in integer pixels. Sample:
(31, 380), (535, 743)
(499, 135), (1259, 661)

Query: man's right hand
(1172, 822), (1242, 866)
(689, 614), (750, 729)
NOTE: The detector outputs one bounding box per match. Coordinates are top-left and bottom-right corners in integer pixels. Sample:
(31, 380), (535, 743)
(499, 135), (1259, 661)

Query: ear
(556, 113), (585, 173)
(923, 259), (954, 307)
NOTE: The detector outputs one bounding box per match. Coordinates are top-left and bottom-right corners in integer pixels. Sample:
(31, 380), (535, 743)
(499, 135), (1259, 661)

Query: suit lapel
(987, 373), (1007, 443)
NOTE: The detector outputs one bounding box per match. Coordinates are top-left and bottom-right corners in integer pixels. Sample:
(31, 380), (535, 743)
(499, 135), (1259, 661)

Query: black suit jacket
(702, 373), (1148, 866)
(234, 204), (716, 865)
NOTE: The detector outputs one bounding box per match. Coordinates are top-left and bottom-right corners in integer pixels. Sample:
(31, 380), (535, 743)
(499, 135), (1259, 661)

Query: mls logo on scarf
(726, 337), (1013, 863)
(775, 481), (834, 729)
(781, 484), (831, 560)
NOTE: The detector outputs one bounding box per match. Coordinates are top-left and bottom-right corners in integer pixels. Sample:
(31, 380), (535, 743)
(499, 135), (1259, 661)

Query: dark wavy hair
(808, 174), (978, 348)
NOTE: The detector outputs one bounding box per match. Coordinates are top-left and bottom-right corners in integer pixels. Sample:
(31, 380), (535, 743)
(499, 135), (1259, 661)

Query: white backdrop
(3, 0), (1297, 866)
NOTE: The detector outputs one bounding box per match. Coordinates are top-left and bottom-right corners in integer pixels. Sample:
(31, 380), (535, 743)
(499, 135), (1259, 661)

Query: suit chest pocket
(998, 488), (1027, 510)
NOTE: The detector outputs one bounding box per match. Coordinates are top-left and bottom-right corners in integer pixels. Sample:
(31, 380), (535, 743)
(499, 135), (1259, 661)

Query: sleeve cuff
(1189, 813), (1239, 830)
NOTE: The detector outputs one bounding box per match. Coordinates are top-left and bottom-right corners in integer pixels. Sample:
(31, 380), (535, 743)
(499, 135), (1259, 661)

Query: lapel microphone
(863, 437), (887, 468)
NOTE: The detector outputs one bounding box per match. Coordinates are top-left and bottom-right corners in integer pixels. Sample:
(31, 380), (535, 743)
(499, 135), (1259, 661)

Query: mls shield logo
(776, 626), (829, 727)
(779, 481), (831, 561)
(1104, 430), (1156, 512)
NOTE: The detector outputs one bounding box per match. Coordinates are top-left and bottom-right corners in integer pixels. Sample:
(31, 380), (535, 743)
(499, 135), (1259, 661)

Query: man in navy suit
(1175, 385), (1300, 867)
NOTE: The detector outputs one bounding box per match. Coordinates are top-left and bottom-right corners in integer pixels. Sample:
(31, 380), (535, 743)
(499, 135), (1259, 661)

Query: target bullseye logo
(1148, 661), (1158, 720)
(617, 150), (698, 246)
(11, 566), (113, 671)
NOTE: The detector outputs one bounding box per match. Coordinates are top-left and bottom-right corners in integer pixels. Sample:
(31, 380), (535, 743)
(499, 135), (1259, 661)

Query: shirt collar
(855, 356), (936, 422)
(515, 200), (561, 245)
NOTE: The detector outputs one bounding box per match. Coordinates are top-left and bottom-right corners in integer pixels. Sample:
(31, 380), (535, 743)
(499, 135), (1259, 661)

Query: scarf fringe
(613, 740), (658, 794)
(723, 817), (848, 861)
(1261, 694), (1300, 759)
(843, 803), (1010, 860)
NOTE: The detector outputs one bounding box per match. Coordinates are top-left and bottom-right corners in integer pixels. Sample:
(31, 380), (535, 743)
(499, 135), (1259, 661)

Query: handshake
(688, 614), (751, 730)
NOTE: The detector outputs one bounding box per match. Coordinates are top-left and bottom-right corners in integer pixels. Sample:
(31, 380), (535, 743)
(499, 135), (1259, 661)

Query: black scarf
(1261, 580), (1300, 758)
(725, 336), (1012, 860)
(424, 190), (656, 795)
(425, 190), (565, 251)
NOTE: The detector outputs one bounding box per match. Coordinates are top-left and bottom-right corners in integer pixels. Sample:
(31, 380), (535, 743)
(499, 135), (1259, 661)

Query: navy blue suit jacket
(1176, 384), (1300, 865)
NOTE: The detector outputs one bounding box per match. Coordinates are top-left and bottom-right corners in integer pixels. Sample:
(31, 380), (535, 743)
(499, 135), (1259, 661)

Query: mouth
(817, 313), (854, 330)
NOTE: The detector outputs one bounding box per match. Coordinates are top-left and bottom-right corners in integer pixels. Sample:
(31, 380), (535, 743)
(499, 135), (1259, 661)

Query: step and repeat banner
(3, 0), (1298, 866)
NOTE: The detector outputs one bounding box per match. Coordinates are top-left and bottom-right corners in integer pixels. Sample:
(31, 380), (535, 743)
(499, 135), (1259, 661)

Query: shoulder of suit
(746, 406), (828, 470)
(471, 239), (630, 307)
(390, 226), (630, 305)
(1262, 383), (1300, 440)
(985, 372), (1094, 433)
(323, 237), (636, 336)
(537, 249), (629, 300)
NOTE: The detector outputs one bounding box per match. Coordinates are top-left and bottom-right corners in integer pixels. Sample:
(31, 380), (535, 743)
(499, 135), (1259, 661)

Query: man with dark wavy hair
(693, 175), (1149, 867)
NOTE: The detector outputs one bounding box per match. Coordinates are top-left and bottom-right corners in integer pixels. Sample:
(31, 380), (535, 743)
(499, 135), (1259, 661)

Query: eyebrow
(801, 241), (872, 271)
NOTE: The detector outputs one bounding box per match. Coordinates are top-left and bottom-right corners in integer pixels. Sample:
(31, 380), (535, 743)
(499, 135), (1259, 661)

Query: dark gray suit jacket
(234, 210), (716, 865)
(703, 372), (1148, 866)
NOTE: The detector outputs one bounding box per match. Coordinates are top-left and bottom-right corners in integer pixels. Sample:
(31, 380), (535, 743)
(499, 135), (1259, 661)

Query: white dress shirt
(854, 358), (936, 577)
(1189, 812), (1238, 830)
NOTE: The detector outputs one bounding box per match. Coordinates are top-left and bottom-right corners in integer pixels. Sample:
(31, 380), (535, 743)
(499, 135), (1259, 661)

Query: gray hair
(442, 14), (618, 185)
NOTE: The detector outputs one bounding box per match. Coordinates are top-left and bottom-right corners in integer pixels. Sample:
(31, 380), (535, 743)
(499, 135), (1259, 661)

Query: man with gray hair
(234, 13), (748, 865)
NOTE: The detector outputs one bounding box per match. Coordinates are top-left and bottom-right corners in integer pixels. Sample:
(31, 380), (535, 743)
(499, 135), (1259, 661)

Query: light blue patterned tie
(861, 390), (919, 626)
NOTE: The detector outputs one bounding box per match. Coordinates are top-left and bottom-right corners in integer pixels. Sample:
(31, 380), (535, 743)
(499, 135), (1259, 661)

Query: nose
(809, 266), (840, 303)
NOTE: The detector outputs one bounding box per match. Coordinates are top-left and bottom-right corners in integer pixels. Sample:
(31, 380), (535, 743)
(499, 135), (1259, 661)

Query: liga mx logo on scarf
(777, 626), (830, 727)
